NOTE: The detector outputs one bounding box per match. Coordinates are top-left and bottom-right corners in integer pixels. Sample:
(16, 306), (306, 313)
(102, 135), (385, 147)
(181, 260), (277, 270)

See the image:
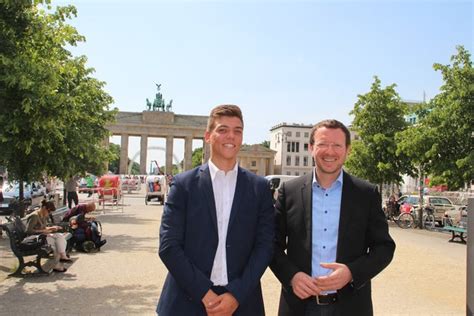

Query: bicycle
(397, 205), (436, 230)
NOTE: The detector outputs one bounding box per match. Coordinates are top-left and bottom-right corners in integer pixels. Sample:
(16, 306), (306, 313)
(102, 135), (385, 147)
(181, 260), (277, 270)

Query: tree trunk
(418, 166), (424, 229)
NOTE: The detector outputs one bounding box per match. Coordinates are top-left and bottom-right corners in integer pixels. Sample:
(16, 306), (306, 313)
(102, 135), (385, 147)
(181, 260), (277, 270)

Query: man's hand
(202, 289), (219, 310)
(314, 262), (352, 292)
(205, 292), (239, 316)
(290, 272), (322, 299)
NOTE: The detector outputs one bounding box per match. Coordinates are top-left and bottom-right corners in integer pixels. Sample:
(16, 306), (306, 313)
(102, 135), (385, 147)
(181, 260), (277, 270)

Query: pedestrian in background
(65, 175), (79, 209)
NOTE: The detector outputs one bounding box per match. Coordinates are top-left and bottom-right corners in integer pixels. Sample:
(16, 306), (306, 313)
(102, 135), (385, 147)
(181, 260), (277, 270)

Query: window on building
(295, 171), (299, 176)
(287, 142), (291, 152)
(304, 132), (309, 138)
(295, 156), (300, 166)
(286, 171), (291, 175)
(287, 131), (292, 137)
(251, 161), (256, 167)
(304, 143), (308, 151)
(303, 156), (308, 166)
(296, 132), (300, 137)
(286, 156), (291, 166)
(291, 142), (296, 152)
(296, 142), (300, 153)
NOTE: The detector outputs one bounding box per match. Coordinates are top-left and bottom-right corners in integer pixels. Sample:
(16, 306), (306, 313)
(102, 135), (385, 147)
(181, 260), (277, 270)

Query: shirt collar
(312, 168), (344, 189)
(208, 159), (238, 181)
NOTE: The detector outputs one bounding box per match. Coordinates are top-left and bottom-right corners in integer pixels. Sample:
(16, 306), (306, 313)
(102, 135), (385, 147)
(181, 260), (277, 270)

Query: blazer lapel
(198, 164), (218, 232)
(337, 171), (353, 256)
(301, 173), (313, 252)
(227, 167), (247, 230)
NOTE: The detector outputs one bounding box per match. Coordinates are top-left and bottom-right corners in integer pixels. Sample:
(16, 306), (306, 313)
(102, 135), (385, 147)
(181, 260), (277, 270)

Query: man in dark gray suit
(270, 119), (395, 316)
(157, 104), (274, 316)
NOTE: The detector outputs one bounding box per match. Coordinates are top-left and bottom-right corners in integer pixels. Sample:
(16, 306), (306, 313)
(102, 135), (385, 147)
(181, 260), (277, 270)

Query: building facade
(269, 123), (314, 176)
(238, 144), (276, 176)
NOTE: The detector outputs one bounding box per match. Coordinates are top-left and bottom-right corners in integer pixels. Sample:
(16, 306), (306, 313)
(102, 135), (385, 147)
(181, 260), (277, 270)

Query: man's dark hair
(207, 104), (244, 132)
(309, 119), (351, 147)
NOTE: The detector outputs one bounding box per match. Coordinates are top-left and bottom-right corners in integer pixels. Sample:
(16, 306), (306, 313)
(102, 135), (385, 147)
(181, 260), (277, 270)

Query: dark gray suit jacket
(157, 164), (275, 316)
(270, 171), (395, 316)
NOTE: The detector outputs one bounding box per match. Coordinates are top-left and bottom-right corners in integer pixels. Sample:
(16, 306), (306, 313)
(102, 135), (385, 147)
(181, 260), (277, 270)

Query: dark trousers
(304, 300), (339, 316)
(67, 191), (79, 209)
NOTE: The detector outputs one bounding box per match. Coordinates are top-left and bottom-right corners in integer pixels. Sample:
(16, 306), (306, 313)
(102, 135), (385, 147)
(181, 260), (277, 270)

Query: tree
(107, 143), (120, 174)
(346, 76), (412, 192)
(0, 2), (116, 203)
(261, 140), (270, 149)
(425, 46), (473, 189)
(191, 147), (203, 168)
(397, 46), (473, 190)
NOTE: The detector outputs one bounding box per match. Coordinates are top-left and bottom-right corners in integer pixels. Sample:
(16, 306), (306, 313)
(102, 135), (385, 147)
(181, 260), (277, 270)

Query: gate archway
(128, 146), (182, 175)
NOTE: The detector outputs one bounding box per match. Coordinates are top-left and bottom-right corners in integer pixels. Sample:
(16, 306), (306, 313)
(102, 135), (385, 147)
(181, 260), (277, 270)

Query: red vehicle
(97, 175), (122, 207)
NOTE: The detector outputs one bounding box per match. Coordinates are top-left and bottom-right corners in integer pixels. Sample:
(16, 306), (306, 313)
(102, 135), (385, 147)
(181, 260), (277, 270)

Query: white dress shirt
(208, 159), (238, 286)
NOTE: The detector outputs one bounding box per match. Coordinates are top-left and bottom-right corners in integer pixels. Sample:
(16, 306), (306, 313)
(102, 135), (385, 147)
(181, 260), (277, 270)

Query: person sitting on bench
(25, 200), (72, 272)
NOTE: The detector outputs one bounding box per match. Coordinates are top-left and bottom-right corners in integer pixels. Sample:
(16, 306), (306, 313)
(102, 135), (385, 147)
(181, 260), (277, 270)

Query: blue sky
(55, 0), (472, 166)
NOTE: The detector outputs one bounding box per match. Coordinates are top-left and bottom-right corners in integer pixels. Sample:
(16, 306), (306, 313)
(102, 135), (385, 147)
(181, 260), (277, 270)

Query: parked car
(0, 181), (46, 215)
(397, 195), (457, 225)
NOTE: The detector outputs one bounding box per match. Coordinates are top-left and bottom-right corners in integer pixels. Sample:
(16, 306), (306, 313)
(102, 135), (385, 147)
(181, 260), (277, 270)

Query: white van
(265, 175), (298, 202)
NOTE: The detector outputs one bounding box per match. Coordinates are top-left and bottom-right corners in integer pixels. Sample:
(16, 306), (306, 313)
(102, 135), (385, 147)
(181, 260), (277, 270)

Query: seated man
(62, 202), (106, 249)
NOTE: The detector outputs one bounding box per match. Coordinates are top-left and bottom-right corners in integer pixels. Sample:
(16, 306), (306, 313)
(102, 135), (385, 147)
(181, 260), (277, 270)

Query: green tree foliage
(346, 76), (411, 188)
(397, 46), (473, 190)
(191, 147), (203, 168)
(0, 1), (116, 198)
(108, 143), (120, 174)
(260, 140), (270, 148)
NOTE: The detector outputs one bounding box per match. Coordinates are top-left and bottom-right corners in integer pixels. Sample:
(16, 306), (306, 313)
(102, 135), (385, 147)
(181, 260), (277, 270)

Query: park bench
(1, 206), (69, 277)
(443, 216), (468, 244)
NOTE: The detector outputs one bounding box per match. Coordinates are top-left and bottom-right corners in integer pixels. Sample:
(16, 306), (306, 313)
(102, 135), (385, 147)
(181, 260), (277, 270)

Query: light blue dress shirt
(311, 170), (343, 283)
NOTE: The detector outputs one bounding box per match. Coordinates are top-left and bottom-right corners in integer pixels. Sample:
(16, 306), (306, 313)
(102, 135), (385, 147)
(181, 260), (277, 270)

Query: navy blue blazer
(157, 164), (275, 316)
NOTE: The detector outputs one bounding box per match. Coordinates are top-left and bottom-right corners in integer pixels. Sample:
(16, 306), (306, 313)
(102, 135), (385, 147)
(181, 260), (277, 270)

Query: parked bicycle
(397, 204), (436, 230)
(384, 201), (436, 230)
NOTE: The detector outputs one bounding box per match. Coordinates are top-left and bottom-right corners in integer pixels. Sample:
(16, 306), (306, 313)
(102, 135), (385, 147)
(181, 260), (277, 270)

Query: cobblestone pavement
(0, 191), (467, 315)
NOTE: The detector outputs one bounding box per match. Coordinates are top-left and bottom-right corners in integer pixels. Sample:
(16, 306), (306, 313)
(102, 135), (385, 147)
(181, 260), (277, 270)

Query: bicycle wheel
(423, 214), (436, 230)
(396, 213), (414, 229)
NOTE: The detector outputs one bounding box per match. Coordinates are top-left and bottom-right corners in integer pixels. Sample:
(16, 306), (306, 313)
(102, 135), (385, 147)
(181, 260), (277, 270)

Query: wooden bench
(1, 206), (69, 277)
(443, 216), (468, 244)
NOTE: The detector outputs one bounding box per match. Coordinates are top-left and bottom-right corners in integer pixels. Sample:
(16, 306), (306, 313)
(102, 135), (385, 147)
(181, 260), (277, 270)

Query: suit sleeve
(158, 177), (213, 302)
(269, 182), (301, 289)
(346, 186), (396, 289)
(225, 178), (275, 304)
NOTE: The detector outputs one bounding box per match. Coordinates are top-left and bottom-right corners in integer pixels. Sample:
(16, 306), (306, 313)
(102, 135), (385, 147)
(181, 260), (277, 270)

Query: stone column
(119, 134), (129, 174)
(184, 136), (193, 171)
(258, 158), (266, 176)
(166, 136), (173, 175)
(140, 135), (148, 174)
(203, 141), (210, 164)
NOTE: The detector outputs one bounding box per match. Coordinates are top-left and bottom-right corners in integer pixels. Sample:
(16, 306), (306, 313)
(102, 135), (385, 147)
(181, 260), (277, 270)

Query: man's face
(309, 127), (350, 177)
(205, 116), (243, 164)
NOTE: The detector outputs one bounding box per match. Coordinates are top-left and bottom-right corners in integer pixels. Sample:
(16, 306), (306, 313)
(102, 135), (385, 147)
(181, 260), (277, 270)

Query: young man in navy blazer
(270, 119), (395, 316)
(157, 104), (274, 316)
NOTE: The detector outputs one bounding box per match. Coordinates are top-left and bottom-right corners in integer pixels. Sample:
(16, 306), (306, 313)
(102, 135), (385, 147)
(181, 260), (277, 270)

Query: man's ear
(204, 131), (211, 144)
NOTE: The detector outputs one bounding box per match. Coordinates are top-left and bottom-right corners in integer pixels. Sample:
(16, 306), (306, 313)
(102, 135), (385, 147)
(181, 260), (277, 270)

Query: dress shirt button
(325, 193), (328, 196)
(325, 211), (328, 214)
(324, 228), (327, 232)
(323, 246), (326, 249)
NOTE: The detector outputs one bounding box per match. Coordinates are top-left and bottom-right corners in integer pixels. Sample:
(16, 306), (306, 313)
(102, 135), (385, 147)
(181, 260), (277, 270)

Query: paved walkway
(0, 191), (467, 315)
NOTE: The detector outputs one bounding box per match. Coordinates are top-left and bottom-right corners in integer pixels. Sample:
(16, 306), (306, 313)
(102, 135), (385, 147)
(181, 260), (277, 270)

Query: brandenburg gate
(106, 111), (209, 174)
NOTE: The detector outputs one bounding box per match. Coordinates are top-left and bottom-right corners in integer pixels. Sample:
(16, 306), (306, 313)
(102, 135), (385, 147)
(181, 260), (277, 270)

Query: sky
(54, 0), (473, 169)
